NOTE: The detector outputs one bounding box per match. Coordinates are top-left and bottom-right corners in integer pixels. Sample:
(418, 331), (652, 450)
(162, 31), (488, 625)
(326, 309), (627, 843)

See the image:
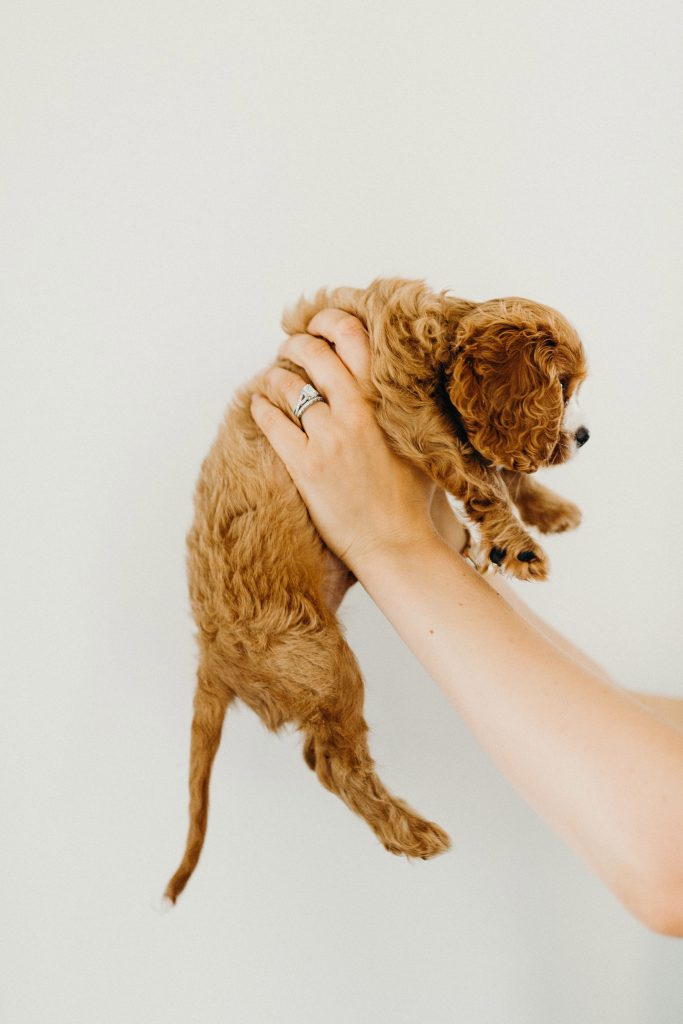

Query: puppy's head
(447, 298), (589, 472)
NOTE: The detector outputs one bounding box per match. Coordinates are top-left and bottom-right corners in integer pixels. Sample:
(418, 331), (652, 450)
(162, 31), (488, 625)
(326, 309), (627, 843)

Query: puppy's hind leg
(164, 662), (234, 904)
(300, 638), (450, 860)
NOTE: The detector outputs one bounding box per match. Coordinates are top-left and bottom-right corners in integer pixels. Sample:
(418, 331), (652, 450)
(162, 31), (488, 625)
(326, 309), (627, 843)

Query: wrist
(430, 498), (469, 554)
(346, 524), (448, 582)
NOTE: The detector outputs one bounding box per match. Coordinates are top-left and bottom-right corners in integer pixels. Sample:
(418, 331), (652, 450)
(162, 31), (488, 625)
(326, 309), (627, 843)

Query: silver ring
(292, 383), (326, 420)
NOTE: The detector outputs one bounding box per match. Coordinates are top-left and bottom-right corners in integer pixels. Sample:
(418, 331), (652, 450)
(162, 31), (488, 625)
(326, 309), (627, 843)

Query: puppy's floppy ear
(449, 303), (564, 472)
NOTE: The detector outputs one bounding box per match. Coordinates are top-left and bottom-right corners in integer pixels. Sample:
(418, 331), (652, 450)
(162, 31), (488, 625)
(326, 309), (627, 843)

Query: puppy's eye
(559, 377), (569, 397)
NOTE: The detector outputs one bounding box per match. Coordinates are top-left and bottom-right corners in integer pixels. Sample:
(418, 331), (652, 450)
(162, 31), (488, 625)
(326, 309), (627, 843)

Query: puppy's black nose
(575, 426), (590, 447)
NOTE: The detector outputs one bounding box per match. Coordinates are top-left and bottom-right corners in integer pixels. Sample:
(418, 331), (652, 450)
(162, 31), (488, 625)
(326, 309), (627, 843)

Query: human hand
(250, 310), (466, 574)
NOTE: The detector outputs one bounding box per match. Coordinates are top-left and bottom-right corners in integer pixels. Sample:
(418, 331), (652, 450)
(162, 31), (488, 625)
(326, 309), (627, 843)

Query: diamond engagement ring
(292, 383), (326, 421)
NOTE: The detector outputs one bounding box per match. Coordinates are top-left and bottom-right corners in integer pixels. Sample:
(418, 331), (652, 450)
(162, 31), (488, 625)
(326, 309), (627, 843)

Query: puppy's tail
(164, 674), (232, 904)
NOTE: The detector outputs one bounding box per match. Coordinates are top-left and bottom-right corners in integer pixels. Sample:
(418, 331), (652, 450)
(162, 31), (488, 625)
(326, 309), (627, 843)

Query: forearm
(485, 573), (617, 683)
(353, 534), (683, 933)
(628, 694), (683, 732)
(485, 575), (683, 731)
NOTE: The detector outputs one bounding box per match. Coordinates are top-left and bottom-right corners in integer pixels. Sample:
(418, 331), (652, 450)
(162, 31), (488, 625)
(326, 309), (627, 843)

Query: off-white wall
(3, 1), (682, 1021)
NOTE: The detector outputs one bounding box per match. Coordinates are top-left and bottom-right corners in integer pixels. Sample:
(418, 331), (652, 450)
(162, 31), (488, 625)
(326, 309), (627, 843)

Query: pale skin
(250, 309), (683, 937)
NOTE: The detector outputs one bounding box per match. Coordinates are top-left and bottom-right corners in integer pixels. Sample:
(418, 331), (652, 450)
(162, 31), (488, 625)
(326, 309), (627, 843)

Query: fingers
(260, 365), (330, 428)
(307, 310), (371, 384)
(278, 307), (370, 391)
(250, 393), (308, 467)
(276, 332), (358, 410)
(253, 309), (372, 480)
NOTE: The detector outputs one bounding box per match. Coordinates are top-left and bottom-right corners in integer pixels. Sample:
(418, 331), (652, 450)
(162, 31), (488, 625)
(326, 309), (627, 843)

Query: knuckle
(263, 365), (287, 389)
(260, 405), (279, 430)
(304, 334), (332, 359)
(264, 365), (301, 400)
(337, 314), (367, 340)
(262, 366), (278, 389)
(270, 365), (293, 386)
(283, 332), (330, 363)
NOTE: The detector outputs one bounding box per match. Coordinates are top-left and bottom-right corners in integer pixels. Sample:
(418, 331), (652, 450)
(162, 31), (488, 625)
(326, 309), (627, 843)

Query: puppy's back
(186, 376), (327, 650)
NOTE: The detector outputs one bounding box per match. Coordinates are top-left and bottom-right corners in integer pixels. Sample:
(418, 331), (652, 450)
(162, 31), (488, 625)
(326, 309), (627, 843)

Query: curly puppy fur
(164, 277), (589, 902)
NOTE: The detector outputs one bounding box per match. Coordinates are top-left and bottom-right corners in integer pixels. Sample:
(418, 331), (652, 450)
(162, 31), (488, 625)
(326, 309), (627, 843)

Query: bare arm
(631, 694), (683, 731)
(250, 311), (683, 935)
(491, 574), (683, 731)
(354, 532), (683, 935)
(434, 488), (683, 733)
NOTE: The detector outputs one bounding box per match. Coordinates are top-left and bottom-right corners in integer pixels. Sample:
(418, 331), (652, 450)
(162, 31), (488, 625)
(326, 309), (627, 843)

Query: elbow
(642, 891), (683, 938)
(626, 863), (683, 937)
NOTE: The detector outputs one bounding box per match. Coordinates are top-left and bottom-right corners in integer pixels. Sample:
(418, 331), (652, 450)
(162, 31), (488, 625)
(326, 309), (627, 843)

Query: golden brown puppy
(164, 277), (589, 903)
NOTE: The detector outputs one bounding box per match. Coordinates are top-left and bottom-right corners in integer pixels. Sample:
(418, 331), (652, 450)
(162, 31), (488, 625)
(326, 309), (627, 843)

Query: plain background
(2, 1), (682, 1021)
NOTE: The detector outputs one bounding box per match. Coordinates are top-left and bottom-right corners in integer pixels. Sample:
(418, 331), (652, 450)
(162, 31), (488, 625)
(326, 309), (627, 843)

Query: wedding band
(292, 383), (326, 420)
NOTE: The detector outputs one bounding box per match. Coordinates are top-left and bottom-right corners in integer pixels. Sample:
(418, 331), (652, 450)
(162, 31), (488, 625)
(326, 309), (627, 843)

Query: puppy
(164, 277), (589, 902)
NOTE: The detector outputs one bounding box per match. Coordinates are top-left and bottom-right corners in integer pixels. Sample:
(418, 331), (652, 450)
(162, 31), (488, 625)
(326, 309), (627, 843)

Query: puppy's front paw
(519, 497), (582, 534)
(488, 536), (549, 581)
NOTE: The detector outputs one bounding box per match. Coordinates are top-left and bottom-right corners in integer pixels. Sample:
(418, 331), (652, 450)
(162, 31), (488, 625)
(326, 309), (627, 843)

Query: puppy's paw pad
(505, 541), (549, 580)
(517, 550), (538, 562)
(513, 551), (549, 580)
